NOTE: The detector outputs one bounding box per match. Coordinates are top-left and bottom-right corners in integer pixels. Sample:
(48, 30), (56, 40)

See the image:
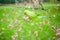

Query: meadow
(0, 2), (60, 40)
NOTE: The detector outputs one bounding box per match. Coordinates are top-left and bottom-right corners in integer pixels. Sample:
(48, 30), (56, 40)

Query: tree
(32, 0), (39, 8)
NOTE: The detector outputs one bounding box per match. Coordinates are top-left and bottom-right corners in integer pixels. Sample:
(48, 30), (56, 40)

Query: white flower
(34, 31), (38, 37)
(39, 22), (43, 26)
(8, 23), (13, 29)
(23, 16), (30, 21)
(16, 27), (22, 31)
(56, 4), (59, 6)
(14, 18), (18, 23)
(12, 36), (15, 40)
(46, 20), (50, 25)
(14, 32), (18, 38)
(12, 32), (18, 40)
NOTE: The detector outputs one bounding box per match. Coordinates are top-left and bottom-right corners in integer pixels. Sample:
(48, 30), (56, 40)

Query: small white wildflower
(14, 18), (18, 23)
(34, 31), (38, 37)
(23, 16), (30, 21)
(16, 27), (22, 31)
(8, 23), (13, 29)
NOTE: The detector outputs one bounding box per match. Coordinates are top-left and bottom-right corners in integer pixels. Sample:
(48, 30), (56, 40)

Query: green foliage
(0, 2), (60, 40)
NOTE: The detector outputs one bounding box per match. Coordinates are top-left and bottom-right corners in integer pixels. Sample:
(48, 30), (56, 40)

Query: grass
(0, 2), (60, 40)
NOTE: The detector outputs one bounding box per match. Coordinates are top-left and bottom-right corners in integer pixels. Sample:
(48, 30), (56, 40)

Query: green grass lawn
(0, 3), (60, 40)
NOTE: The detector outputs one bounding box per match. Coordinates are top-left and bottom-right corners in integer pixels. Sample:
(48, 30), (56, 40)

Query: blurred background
(0, 0), (60, 40)
(0, 0), (60, 4)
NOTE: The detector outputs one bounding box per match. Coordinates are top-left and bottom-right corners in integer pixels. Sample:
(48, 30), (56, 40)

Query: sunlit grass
(0, 2), (60, 40)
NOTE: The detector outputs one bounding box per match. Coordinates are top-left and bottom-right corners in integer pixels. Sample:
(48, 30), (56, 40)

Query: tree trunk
(32, 0), (39, 8)
(15, 0), (19, 5)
